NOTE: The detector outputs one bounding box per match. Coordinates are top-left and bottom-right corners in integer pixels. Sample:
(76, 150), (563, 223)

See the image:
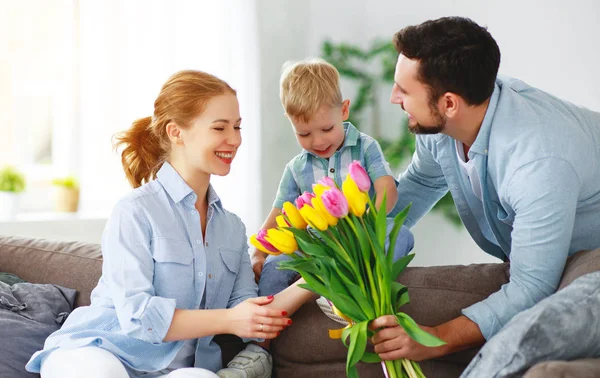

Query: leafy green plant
(52, 176), (79, 189)
(322, 39), (461, 226)
(0, 167), (26, 193)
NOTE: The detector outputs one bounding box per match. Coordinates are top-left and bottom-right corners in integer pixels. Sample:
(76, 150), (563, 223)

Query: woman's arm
(267, 278), (318, 316)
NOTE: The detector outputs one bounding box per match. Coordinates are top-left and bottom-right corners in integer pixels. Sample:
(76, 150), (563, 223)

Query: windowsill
(9, 211), (108, 223)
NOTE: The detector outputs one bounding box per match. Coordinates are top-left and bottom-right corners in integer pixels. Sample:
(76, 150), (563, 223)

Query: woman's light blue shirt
(27, 162), (257, 374)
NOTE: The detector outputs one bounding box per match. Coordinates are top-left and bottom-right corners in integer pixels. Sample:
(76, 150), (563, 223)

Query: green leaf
(360, 352), (381, 363)
(375, 191), (388, 249)
(395, 313), (447, 347)
(346, 321), (369, 376)
(390, 281), (410, 310)
(391, 253), (415, 280)
(387, 203), (412, 266)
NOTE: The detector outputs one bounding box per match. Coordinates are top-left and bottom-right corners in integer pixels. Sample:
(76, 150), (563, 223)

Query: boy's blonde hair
(280, 58), (343, 123)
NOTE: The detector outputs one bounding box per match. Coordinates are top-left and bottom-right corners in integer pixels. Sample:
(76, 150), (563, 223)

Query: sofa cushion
(524, 358), (600, 378)
(0, 281), (76, 378)
(0, 236), (102, 307)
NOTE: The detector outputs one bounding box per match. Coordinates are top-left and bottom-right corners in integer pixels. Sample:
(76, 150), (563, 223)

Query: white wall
(257, 0), (600, 266)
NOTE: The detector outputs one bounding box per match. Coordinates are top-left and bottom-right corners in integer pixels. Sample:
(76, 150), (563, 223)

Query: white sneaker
(216, 344), (272, 378)
(316, 296), (349, 325)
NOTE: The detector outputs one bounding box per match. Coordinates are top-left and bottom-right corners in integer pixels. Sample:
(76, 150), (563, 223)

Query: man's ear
(441, 93), (460, 119)
(166, 122), (183, 145)
(341, 99), (350, 121)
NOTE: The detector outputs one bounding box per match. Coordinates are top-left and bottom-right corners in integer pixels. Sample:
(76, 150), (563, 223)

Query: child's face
(290, 100), (349, 159)
(174, 93), (242, 177)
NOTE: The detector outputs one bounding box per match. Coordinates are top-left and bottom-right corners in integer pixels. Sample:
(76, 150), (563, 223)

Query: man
(371, 16), (600, 362)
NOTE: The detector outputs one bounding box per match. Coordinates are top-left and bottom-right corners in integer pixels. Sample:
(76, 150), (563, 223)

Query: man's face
(390, 54), (446, 135)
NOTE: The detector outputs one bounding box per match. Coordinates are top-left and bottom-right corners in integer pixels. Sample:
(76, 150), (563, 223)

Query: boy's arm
(373, 175), (399, 214)
(250, 207), (281, 282)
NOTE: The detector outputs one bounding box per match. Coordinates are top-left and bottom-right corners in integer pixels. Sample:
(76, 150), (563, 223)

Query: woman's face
(177, 93), (242, 177)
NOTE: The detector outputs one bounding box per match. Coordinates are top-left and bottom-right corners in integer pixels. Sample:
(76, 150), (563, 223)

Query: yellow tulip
(265, 228), (298, 254)
(275, 215), (294, 237)
(312, 183), (329, 197)
(249, 234), (281, 255)
(299, 204), (329, 231)
(282, 202), (308, 229)
(342, 175), (367, 217)
(311, 196), (339, 227)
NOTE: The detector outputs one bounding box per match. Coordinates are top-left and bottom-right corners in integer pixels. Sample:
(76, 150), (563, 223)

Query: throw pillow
(0, 281), (76, 378)
(460, 271), (600, 378)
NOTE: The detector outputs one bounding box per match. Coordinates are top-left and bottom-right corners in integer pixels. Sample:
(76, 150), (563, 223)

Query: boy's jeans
(258, 221), (414, 297)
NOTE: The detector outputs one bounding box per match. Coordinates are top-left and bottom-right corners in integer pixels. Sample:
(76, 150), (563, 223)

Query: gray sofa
(1, 235), (599, 377)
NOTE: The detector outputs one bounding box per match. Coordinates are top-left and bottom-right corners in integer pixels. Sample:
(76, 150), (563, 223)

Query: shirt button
(208, 274), (212, 279)
(196, 240), (201, 244)
(190, 210), (195, 214)
(147, 328), (152, 332)
(205, 242), (209, 247)
(329, 168), (335, 173)
(198, 272), (203, 277)
(484, 149), (488, 154)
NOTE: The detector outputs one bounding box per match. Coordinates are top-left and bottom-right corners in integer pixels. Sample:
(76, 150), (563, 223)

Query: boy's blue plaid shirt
(273, 122), (395, 209)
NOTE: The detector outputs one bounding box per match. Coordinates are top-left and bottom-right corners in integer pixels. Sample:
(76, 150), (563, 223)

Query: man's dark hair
(393, 17), (501, 106)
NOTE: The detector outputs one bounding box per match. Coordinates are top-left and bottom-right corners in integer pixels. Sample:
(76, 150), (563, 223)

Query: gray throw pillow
(0, 281), (76, 378)
(460, 271), (600, 378)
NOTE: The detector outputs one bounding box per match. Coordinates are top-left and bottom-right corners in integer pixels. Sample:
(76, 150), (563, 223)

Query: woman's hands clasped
(226, 295), (292, 339)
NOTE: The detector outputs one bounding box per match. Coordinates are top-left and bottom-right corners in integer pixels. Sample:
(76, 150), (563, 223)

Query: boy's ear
(341, 99), (350, 121)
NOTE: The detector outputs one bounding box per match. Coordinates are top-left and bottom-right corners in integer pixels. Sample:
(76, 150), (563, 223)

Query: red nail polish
(282, 311), (288, 316)
(267, 295), (274, 299)
(287, 319), (292, 325)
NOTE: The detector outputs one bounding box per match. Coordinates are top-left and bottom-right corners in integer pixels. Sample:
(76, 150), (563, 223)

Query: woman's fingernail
(287, 319), (292, 325)
(267, 295), (274, 299)
(282, 311), (288, 316)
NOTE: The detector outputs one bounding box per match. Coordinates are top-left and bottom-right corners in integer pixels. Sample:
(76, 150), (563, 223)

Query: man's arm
(390, 136), (449, 225)
(462, 157), (580, 339)
(371, 315), (484, 361)
(371, 158), (581, 361)
(374, 175), (398, 214)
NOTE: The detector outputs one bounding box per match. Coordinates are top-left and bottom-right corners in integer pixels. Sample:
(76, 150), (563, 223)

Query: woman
(26, 70), (314, 378)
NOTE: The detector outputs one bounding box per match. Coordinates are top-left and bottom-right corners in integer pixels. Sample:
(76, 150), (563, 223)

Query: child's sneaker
(216, 344), (272, 378)
(316, 296), (349, 325)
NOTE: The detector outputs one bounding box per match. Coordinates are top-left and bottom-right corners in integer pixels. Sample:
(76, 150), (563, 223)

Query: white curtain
(77, 0), (262, 232)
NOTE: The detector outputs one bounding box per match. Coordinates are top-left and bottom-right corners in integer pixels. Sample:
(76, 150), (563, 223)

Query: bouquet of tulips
(250, 161), (445, 378)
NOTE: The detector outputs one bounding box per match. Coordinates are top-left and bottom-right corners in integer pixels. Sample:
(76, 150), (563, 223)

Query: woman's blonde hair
(279, 58), (342, 123)
(113, 70), (236, 188)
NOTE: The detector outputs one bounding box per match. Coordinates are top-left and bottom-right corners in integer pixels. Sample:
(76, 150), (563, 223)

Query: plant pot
(55, 187), (79, 212)
(0, 192), (21, 220)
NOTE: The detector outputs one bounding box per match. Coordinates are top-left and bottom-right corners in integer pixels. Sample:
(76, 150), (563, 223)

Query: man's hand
(370, 315), (485, 361)
(251, 249), (267, 283)
(370, 315), (447, 361)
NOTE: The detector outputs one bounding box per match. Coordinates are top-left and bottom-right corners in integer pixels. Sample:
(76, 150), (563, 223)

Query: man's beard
(407, 103), (447, 135)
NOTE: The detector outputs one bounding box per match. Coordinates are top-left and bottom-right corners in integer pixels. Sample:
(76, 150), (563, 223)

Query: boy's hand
(251, 249), (267, 283)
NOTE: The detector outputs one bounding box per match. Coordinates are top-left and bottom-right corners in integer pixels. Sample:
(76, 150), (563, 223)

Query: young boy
(252, 58), (414, 296)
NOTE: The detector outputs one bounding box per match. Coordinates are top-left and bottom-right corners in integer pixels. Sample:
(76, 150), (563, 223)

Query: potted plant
(0, 166), (26, 219)
(52, 176), (79, 212)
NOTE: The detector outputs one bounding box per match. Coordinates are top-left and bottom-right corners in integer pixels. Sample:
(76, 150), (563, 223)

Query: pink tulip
(321, 187), (349, 218)
(256, 229), (280, 253)
(317, 176), (336, 188)
(348, 160), (371, 192)
(295, 191), (315, 209)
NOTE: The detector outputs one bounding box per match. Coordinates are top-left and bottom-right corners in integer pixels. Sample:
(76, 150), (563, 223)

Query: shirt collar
(156, 162), (222, 208)
(301, 122), (359, 156)
(469, 81), (501, 156)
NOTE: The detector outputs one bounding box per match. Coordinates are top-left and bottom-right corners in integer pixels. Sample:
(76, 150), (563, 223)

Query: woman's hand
(226, 296), (291, 339)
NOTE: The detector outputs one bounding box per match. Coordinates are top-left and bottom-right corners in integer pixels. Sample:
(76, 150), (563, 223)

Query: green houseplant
(0, 166), (26, 219)
(52, 176), (79, 212)
(322, 39), (461, 226)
